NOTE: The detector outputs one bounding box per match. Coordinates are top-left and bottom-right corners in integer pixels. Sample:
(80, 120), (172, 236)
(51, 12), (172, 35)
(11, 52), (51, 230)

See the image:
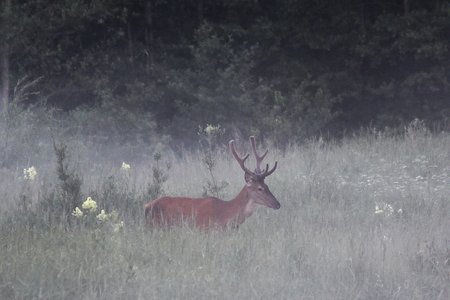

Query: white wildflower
(375, 205), (384, 214)
(375, 202), (394, 216)
(200, 124), (223, 136)
(96, 209), (108, 222)
(72, 207), (84, 218)
(113, 221), (124, 233)
(384, 203), (394, 216)
(23, 166), (37, 181)
(121, 162), (131, 170)
(82, 197), (97, 212)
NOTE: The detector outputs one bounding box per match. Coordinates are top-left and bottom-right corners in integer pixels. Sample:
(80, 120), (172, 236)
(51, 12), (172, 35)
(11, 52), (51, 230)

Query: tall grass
(0, 114), (449, 299)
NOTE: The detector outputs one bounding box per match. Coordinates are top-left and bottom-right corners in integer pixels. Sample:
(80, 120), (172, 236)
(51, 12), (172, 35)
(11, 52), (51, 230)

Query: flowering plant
(72, 196), (124, 233)
(121, 162), (131, 170)
(23, 166), (37, 181)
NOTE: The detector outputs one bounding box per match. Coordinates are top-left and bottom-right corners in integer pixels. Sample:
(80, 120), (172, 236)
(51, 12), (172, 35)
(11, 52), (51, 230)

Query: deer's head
(229, 137), (280, 210)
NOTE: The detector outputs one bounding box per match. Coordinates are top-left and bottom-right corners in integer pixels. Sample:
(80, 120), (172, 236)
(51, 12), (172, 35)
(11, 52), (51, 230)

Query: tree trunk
(197, 0), (204, 24)
(0, 45), (9, 116)
(0, 0), (11, 118)
(127, 21), (134, 64)
(144, 0), (154, 74)
(403, 0), (409, 15)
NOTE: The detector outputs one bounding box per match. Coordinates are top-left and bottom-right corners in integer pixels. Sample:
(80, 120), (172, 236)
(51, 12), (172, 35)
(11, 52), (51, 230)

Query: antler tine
(263, 161), (278, 177)
(229, 140), (253, 175)
(249, 136), (268, 173)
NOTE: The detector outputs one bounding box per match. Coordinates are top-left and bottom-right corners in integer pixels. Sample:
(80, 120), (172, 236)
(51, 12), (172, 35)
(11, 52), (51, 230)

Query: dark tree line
(1, 0), (449, 144)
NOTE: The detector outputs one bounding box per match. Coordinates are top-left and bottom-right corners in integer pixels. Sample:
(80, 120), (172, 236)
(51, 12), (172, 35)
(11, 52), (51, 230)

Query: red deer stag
(144, 136), (279, 229)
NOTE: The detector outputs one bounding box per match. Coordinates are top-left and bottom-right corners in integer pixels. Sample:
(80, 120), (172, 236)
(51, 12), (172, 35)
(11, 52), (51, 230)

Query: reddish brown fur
(144, 137), (280, 229)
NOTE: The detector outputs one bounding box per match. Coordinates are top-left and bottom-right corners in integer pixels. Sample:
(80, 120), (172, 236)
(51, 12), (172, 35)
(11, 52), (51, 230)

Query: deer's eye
(258, 186), (263, 191)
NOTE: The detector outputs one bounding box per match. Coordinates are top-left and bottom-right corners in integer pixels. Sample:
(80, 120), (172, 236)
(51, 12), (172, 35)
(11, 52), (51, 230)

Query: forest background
(0, 0), (449, 149)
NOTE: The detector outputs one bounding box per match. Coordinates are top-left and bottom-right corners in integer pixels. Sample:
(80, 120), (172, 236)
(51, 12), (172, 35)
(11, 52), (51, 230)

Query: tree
(0, 0), (11, 119)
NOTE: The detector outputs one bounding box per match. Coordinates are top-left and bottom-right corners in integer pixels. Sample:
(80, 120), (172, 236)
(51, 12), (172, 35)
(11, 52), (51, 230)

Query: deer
(144, 136), (280, 229)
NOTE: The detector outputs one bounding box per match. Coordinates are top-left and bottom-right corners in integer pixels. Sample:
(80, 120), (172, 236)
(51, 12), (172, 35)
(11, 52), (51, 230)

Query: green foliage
(90, 173), (140, 223)
(38, 141), (83, 225)
(0, 102), (56, 168)
(269, 77), (339, 143)
(67, 102), (157, 144)
(165, 22), (261, 140)
(146, 152), (170, 201)
(198, 124), (229, 198)
(351, 11), (450, 127)
(1, 0), (450, 145)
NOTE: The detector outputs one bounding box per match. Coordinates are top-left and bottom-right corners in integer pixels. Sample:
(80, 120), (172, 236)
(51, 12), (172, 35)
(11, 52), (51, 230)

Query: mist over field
(0, 115), (449, 299)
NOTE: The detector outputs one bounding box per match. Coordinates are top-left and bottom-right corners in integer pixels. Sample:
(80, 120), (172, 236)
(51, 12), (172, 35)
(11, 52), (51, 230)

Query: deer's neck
(225, 187), (256, 226)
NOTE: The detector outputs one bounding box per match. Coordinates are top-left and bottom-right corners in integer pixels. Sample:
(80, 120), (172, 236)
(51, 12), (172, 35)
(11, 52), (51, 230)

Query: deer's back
(145, 196), (226, 227)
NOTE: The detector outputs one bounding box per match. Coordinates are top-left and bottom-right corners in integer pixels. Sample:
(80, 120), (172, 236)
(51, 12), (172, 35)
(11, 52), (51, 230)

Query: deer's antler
(250, 136), (268, 173)
(230, 137), (278, 179)
(229, 140), (253, 175)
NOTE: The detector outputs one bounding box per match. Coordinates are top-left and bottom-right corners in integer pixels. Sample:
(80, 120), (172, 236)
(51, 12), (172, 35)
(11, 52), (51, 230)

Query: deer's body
(144, 136), (280, 229)
(145, 189), (256, 228)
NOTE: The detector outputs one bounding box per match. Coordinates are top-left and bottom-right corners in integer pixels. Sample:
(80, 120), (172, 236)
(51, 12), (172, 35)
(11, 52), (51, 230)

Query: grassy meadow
(0, 118), (449, 299)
